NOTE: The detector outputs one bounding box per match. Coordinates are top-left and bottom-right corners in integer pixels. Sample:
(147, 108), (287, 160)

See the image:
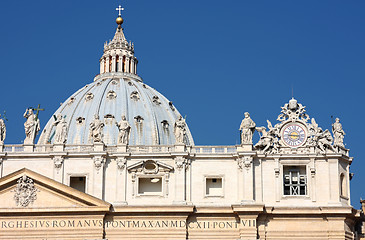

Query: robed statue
(239, 112), (256, 144)
(53, 114), (68, 144)
(116, 115), (131, 144)
(332, 118), (345, 148)
(174, 116), (186, 144)
(0, 114), (5, 144)
(89, 115), (104, 143)
(24, 108), (40, 144)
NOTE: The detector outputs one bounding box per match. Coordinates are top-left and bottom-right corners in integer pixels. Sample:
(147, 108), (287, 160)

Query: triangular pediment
(0, 168), (110, 212)
(127, 160), (174, 174)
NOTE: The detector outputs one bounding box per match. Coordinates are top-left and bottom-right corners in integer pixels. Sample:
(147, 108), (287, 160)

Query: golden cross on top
(116, 5), (124, 16)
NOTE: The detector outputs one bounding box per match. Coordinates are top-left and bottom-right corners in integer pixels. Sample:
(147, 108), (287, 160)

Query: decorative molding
(238, 156), (253, 171)
(116, 157), (127, 170)
(53, 156), (64, 170)
(94, 156), (106, 171)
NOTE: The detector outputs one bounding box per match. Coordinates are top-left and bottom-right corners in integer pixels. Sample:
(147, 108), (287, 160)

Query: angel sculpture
(317, 129), (336, 153)
(255, 126), (274, 153)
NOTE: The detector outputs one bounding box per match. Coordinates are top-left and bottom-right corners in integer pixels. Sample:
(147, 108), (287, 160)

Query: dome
(38, 72), (194, 146)
(38, 16), (194, 146)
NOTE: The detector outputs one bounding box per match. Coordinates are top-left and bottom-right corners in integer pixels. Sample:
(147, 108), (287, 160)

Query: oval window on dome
(85, 93), (94, 101)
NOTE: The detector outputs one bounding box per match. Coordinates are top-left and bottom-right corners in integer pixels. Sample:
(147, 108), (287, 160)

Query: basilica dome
(37, 15), (194, 146)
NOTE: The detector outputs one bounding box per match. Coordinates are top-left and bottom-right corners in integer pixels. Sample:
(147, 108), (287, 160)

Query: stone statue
(53, 114), (68, 144)
(239, 112), (256, 144)
(255, 126), (274, 153)
(116, 115), (131, 144)
(0, 114), (5, 144)
(317, 129), (335, 153)
(23, 108), (40, 144)
(332, 118), (345, 148)
(174, 116), (186, 144)
(89, 115), (104, 143)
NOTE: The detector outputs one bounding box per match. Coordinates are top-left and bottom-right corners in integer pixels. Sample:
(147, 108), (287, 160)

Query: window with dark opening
(70, 176), (86, 193)
(283, 166), (307, 196)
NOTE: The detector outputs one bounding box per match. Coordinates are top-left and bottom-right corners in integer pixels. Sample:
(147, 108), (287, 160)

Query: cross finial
(116, 5), (124, 17)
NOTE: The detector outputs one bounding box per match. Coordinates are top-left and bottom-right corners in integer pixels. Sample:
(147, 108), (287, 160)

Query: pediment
(127, 160), (174, 174)
(0, 168), (110, 212)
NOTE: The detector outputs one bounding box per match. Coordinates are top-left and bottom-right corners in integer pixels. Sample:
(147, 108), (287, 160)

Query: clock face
(282, 123), (307, 148)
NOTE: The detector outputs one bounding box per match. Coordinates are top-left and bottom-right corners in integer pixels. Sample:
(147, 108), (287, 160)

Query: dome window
(76, 117), (85, 125)
(134, 115), (144, 123)
(130, 91), (140, 101)
(107, 90), (117, 100)
(68, 97), (76, 106)
(169, 102), (175, 111)
(128, 81), (133, 86)
(152, 96), (161, 105)
(85, 93), (94, 101)
(104, 114), (115, 125)
(161, 120), (169, 130)
(111, 79), (119, 85)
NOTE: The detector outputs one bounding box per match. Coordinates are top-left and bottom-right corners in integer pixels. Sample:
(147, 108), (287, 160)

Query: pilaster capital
(116, 156), (127, 170)
(237, 156), (253, 171)
(93, 155), (106, 171)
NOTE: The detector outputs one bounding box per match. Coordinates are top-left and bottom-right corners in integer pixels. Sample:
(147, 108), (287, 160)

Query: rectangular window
(70, 176), (86, 193)
(205, 177), (223, 197)
(283, 166), (307, 196)
(138, 177), (162, 195)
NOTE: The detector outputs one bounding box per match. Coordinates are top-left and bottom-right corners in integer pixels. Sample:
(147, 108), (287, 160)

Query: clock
(281, 123), (307, 148)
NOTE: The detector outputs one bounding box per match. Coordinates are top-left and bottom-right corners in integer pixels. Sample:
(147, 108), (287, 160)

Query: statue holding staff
(24, 108), (40, 144)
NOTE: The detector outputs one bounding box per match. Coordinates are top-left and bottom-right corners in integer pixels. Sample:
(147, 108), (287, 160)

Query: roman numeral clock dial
(281, 123), (307, 148)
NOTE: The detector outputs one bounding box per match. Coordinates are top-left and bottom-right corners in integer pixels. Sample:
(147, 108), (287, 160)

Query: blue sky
(0, 1), (364, 207)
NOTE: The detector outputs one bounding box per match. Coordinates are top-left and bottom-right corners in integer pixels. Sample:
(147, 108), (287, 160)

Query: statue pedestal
(93, 142), (105, 152)
(174, 144), (186, 152)
(23, 144), (34, 152)
(53, 144), (64, 152)
(117, 144), (127, 152)
(237, 144), (252, 152)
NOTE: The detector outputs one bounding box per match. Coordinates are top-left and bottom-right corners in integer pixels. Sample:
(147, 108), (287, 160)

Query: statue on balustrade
(239, 112), (256, 145)
(89, 115), (104, 143)
(174, 116), (186, 144)
(332, 118), (345, 148)
(0, 114), (5, 144)
(53, 114), (68, 144)
(116, 115), (131, 144)
(23, 108), (40, 144)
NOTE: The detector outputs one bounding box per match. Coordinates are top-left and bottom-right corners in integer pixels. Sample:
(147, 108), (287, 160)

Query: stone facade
(0, 6), (361, 240)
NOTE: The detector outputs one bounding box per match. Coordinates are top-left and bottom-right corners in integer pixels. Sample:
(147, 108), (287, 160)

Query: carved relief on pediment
(13, 175), (38, 207)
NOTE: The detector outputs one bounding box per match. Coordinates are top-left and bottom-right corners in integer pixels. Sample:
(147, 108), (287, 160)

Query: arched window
(340, 173), (347, 197)
(103, 58), (106, 73)
(122, 56), (126, 72)
(109, 56), (112, 72)
(116, 55), (119, 72)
